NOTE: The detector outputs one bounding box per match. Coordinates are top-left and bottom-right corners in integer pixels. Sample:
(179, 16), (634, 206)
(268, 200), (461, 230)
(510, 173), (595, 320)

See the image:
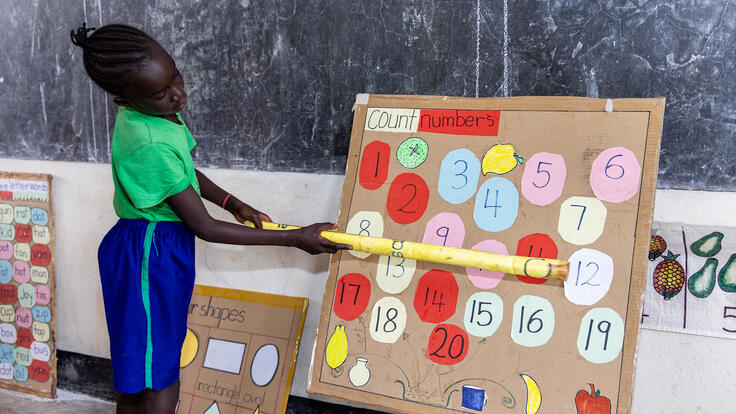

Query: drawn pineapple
(653, 251), (685, 300)
(649, 234), (667, 261)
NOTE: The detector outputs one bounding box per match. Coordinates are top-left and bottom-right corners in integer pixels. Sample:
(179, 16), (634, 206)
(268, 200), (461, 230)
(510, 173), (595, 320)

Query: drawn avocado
(688, 258), (718, 298)
(718, 254), (736, 292)
(690, 232), (724, 257)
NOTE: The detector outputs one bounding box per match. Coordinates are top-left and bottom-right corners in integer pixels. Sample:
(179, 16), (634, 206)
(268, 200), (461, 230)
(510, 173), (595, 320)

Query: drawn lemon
(481, 143), (524, 175)
(325, 325), (348, 368)
(180, 328), (198, 367)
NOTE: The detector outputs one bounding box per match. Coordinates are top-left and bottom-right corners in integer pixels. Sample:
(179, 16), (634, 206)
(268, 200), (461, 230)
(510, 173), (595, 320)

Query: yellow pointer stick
(248, 221), (569, 281)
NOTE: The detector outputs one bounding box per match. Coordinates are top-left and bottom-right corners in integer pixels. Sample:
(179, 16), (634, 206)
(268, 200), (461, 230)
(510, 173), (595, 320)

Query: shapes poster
(309, 96), (664, 413)
(643, 222), (736, 339)
(0, 172), (56, 398)
(178, 285), (308, 414)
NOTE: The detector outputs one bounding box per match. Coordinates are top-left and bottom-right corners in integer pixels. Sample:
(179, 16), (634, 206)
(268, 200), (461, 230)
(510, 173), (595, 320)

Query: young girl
(70, 23), (351, 413)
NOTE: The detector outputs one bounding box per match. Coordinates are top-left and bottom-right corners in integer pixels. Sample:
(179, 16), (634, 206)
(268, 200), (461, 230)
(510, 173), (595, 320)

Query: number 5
(723, 306), (736, 333)
(533, 161), (552, 188)
(521, 153), (567, 206)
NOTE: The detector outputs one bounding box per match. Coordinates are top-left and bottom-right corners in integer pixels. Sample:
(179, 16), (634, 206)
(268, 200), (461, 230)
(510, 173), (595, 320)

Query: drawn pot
(349, 357), (370, 387)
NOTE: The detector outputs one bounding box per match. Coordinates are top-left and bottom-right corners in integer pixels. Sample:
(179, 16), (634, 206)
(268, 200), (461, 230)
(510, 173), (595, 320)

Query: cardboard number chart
(0, 172), (56, 398)
(308, 96), (664, 413)
(179, 285), (308, 414)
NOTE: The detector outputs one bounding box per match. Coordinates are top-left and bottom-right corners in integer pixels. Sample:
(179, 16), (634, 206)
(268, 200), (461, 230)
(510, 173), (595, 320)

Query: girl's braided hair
(70, 23), (156, 96)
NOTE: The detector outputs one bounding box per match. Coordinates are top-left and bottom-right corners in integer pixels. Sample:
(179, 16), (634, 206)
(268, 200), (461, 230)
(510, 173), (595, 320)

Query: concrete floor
(0, 387), (114, 414)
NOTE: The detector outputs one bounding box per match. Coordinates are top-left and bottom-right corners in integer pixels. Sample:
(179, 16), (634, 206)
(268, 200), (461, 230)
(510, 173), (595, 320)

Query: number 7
(570, 204), (587, 230)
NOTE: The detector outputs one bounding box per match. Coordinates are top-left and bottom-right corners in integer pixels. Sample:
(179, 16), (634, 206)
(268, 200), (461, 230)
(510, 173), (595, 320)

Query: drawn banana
(520, 373), (542, 414)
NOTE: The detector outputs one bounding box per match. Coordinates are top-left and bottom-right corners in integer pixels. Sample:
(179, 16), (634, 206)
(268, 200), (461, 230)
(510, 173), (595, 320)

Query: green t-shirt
(111, 106), (201, 222)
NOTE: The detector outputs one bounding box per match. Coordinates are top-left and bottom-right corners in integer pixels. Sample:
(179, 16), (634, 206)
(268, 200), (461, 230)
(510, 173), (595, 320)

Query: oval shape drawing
(251, 344), (279, 387)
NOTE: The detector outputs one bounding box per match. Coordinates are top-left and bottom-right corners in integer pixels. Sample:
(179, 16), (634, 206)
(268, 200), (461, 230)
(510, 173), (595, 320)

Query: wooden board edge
(615, 97), (666, 414)
(278, 299), (309, 414)
(307, 96), (667, 414)
(0, 381), (56, 399)
(357, 95), (665, 112)
(0, 171), (53, 182)
(47, 172), (57, 398)
(192, 284), (308, 311)
(308, 103), (368, 394)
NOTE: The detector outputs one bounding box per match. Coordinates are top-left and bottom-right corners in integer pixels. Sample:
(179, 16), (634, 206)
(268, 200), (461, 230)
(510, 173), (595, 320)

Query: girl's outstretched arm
(166, 185), (351, 255)
(195, 169), (271, 228)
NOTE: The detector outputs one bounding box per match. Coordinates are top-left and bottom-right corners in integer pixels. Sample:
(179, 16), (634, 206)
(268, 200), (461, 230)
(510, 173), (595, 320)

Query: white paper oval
(250, 344), (279, 387)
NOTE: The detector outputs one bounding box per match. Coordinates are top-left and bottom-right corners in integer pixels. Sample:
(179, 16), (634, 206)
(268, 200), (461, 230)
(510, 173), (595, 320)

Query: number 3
(438, 149), (481, 204)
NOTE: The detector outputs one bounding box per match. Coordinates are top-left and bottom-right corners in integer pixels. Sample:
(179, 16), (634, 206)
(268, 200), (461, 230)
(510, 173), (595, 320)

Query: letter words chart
(309, 96), (664, 413)
(0, 172), (56, 398)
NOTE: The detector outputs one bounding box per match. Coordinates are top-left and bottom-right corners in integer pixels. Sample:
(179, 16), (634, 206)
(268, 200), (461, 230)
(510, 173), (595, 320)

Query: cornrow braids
(70, 23), (157, 96)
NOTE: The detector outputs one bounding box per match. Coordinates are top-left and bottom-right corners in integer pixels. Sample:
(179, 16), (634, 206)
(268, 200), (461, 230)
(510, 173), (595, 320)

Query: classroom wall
(3, 1), (736, 412)
(2, 1), (735, 189)
(2, 156), (735, 412)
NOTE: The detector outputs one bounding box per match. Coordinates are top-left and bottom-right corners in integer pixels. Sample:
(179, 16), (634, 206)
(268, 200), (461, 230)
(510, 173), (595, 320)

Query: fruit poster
(642, 222), (736, 339)
(178, 285), (308, 414)
(308, 96), (664, 413)
(0, 172), (56, 398)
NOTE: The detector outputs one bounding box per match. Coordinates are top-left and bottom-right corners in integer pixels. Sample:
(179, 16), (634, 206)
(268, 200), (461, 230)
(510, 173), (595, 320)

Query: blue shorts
(98, 219), (195, 393)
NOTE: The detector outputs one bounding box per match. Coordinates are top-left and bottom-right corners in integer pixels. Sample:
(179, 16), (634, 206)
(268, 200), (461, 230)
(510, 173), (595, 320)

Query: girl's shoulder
(112, 107), (190, 160)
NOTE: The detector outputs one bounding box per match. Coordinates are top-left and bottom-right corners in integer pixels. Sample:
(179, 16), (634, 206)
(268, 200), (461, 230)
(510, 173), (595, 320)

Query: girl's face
(116, 44), (187, 118)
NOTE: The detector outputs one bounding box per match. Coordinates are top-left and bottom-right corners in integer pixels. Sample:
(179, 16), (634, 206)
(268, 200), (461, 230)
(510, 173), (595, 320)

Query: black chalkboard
(1, 1), (734, 190)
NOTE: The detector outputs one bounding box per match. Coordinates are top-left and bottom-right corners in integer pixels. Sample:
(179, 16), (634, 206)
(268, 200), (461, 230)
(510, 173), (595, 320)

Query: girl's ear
(113, 96), (133, 108)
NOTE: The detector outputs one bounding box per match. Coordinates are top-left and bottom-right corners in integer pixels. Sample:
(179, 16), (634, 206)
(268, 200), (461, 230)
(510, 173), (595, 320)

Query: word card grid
(0, 172), (56, 398)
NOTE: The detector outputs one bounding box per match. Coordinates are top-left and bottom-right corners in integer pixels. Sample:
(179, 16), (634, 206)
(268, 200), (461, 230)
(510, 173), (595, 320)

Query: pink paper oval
(466, 240), (509, 289)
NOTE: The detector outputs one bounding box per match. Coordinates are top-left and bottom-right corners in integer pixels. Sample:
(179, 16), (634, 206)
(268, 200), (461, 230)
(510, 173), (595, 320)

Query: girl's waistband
(114, 218), (191, 236)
